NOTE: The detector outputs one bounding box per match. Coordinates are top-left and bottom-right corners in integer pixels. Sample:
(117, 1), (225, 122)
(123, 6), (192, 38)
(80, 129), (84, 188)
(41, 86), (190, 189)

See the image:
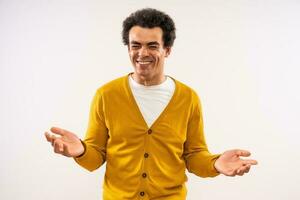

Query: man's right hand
(45, 127), (85, 158)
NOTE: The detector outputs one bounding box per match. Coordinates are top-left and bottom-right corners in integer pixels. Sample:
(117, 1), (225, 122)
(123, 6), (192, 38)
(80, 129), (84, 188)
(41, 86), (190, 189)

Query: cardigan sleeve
(74, 89), (109, 172)
(183, 92), (221, 177)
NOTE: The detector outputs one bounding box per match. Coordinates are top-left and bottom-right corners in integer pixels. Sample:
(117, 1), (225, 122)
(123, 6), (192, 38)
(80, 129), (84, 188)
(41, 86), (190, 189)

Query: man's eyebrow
(130, 41), (160, 46)
(130, 41), (141, 45)
(147, 42), (160, 46)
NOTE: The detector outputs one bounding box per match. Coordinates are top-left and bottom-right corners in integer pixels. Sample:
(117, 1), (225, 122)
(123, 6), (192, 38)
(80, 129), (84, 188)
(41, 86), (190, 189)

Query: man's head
(122, 8), (176, 48)
(122, 8), (176, 85)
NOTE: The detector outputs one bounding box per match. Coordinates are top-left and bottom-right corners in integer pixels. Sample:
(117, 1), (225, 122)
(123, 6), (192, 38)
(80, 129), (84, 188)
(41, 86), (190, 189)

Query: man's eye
(131, 45), (140, 49)
(149, 46), (158, 49)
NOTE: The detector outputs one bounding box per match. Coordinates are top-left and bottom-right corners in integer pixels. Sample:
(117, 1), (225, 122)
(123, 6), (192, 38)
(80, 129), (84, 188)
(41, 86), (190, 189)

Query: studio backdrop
(1, 0), (299, 199)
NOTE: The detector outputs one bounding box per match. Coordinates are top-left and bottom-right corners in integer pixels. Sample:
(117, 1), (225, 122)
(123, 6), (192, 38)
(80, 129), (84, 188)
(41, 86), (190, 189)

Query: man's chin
(136, 64), (152, 70)
(135, 67), (150, 75)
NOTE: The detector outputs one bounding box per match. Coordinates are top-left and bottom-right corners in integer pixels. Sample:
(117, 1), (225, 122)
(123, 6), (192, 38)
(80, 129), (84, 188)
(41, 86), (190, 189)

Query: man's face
(128, 26), (171, 82)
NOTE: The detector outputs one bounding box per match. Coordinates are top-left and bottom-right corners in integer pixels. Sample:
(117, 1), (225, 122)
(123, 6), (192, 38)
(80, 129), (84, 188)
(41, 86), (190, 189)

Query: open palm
(45, 127), (84, 157)
(214, 149), (258, 176)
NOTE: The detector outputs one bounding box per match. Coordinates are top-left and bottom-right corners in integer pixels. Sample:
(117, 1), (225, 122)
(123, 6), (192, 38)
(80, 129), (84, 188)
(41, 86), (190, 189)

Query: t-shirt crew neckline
(129, 73), (174, 89)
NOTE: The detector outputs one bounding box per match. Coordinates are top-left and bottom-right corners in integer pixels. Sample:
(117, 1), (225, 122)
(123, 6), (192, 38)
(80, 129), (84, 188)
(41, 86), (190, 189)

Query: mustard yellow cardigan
(74, 74), (220, 200)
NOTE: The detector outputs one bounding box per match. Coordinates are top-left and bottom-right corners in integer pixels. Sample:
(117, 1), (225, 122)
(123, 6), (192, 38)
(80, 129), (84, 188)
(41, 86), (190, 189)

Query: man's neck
(131, 73), (166, 86)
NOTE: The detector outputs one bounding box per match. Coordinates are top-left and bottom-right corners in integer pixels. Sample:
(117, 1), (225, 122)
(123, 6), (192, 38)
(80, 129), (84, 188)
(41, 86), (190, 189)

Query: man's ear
(165, 47), (171, 57)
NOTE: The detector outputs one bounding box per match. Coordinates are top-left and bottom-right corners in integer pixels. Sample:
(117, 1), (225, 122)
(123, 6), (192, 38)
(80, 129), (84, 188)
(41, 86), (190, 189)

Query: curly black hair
(122, 8), (176, 47)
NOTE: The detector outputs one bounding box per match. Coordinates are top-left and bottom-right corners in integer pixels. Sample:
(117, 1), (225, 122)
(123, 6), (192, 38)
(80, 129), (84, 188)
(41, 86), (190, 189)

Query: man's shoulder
(95, 74), (128, 95)
(172, 77), (199, 99)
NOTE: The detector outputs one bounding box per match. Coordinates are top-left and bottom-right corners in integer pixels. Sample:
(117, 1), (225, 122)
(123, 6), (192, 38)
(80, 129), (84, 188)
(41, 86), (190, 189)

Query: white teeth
(138, 61), (151, 64)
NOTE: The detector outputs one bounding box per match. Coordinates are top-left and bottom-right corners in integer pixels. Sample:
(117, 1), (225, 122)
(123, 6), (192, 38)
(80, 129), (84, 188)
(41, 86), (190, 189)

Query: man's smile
(136, 60), (153, 65)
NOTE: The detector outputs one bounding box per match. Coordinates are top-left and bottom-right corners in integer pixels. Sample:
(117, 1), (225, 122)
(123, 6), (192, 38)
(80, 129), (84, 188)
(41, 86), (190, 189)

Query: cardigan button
(142, 173), (147, 178)
(147, 129), (152, 134)
(140, 191), (145, 196)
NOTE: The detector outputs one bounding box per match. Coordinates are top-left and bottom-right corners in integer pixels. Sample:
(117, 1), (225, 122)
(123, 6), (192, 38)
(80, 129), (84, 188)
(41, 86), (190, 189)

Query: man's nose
(138, 46), (149, 57)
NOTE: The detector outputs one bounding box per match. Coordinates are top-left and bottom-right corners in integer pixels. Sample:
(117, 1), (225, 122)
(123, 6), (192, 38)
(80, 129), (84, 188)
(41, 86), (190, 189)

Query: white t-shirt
(129, 74), (176, 128)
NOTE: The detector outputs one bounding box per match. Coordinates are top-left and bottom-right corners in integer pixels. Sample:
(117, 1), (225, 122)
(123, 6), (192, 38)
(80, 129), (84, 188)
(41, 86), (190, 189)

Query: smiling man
(45, 8), (257, 200)
(128, 25), (170, 86)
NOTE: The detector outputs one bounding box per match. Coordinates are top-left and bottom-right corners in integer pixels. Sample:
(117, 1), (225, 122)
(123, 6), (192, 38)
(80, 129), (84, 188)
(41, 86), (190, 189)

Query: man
(45, 8), (257, 200)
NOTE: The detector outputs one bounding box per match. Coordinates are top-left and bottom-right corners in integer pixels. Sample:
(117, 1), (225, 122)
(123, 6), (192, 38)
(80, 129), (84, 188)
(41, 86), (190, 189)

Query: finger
(50, 127), (70, 136)
(244, 164), (251, 173)
(242, 159), (258, 165)
(236, 165), (249, 176)
(51, 134), (57, 146)
(45, 131), (60, 147)
(237, 164), (251, 175)
(54, 141), (59, 153)
(237, 171), (244, 176)
(235, 149), (251, 157)
(44, 132), (53, 142)
(58, 141), (64, 152)
(230, 169), (238, 177)
(62, 143), (71, 157)
(54, 139), (64, 154)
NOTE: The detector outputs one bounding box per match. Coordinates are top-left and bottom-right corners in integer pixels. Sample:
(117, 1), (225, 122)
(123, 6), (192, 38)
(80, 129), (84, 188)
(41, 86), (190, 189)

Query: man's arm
(45, 90), (109, 172)
(73, 90), (109, 172)
(183, 92), (258, 177)
(183, 93), (221, 177)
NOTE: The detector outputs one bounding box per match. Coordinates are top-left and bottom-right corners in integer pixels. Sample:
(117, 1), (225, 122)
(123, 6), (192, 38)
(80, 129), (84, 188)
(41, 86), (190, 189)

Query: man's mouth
(136, 60), (152, 65)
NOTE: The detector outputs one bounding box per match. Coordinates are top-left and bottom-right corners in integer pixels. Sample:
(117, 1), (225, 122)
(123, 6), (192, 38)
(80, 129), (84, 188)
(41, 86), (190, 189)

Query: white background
(1, 0), (299, 199)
